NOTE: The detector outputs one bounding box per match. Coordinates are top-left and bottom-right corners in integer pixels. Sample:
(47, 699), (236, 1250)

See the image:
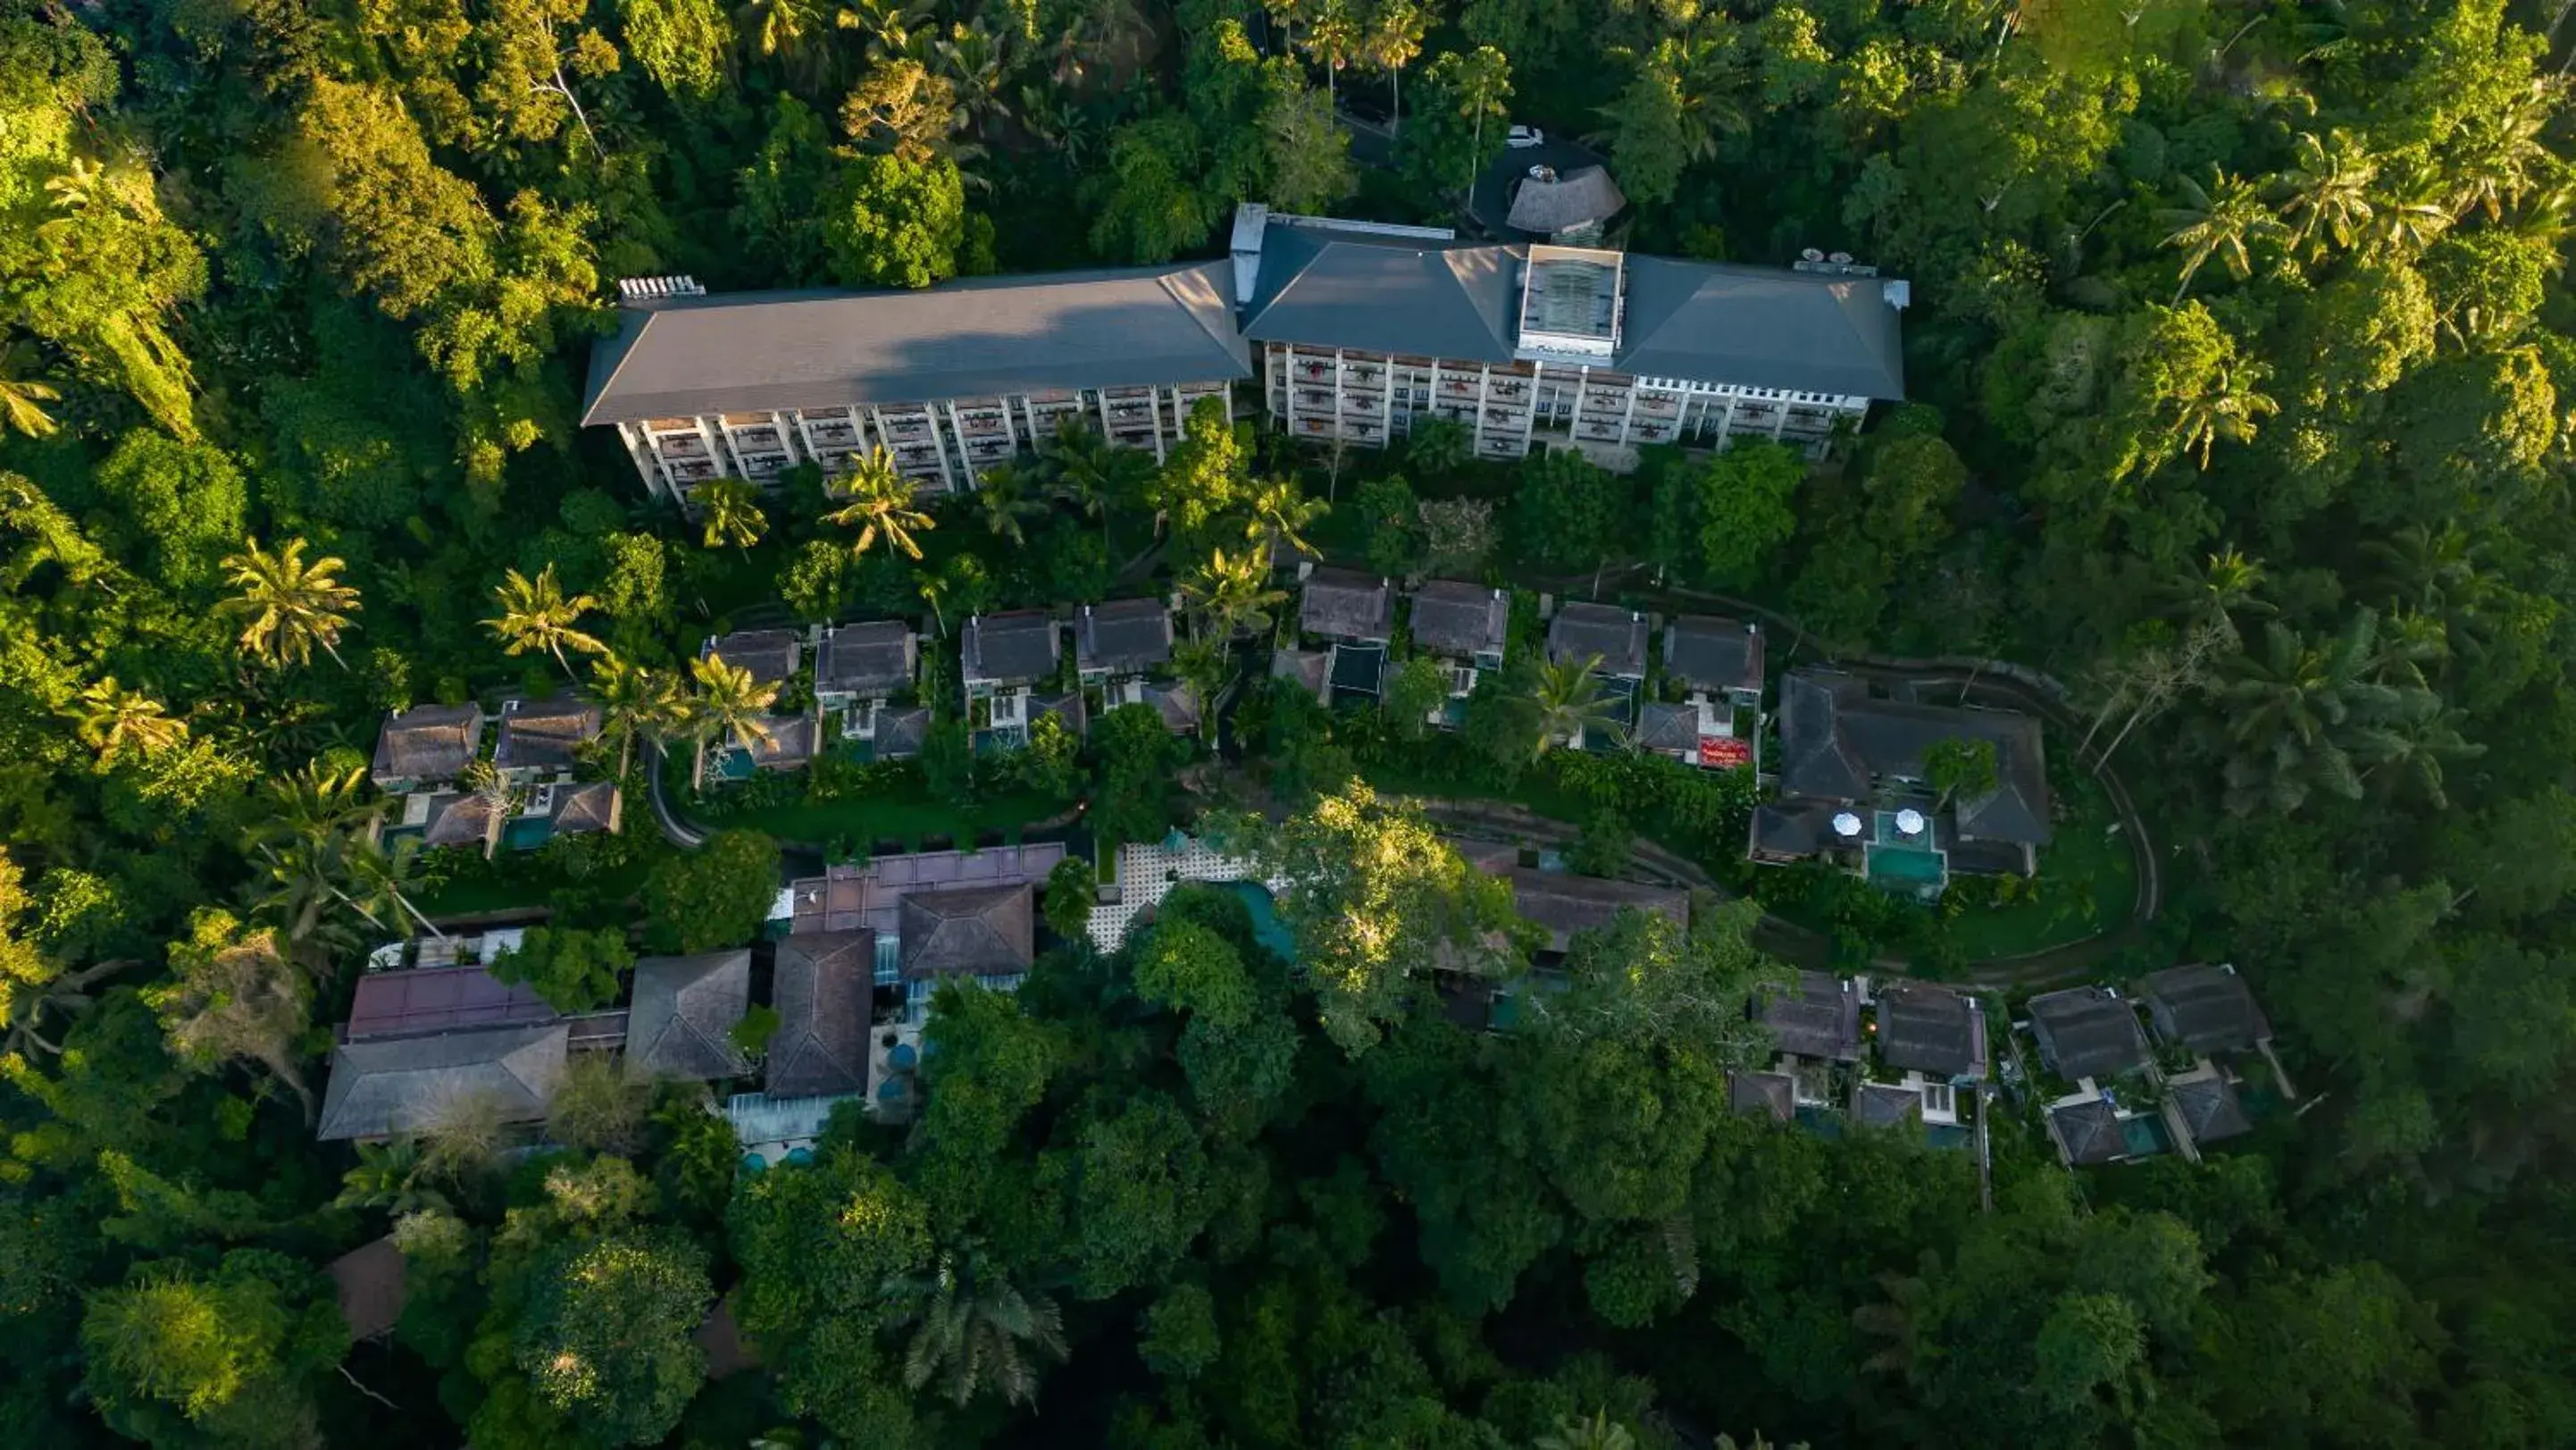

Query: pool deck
(1085, 837), (1287, 951)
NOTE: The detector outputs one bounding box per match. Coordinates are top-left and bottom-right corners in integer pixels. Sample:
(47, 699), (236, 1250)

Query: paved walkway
(643, 743), (707, 850)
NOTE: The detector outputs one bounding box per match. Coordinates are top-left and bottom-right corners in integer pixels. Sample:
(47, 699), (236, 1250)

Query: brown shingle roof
(2173, 1074), (2252, 1144)
(372, 703), (483, 784)
(1272, 647), (1330, 701)
(2141, 964), (2271, 1053)
(420, 792), (501, 852)
(767, 932), (874, 1099)
(493, 696), (601, 773)
(624, 951), (754, 1082)
(1730, 1069), (1794, 1122)
(1508, 164), (1627, 235)
(1853, 1081), (1923, 1128)
(318, 1022), (567, 1140)
(328, 1236), (409, 1340)
(548, 780), (623, 835)
(2047, 1097), (2129, 1165)
(703, 629), (801, 685)
(898, 885), (1035, 978)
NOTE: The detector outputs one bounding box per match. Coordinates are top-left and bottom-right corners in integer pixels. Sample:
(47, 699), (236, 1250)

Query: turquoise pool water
(502, 816), (553, 851)
(1214, 881), (1301, 963)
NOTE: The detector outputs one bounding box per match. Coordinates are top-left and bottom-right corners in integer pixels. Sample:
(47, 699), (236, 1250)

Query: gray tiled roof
(1076, 598), (1175, 675)
(494, 696), (600, 773)
(1757, 970), (1863, 1062)
(1547, 601), (1648, 676)
(1876, 983), (1986, 1079)
(1853, 1081), (1923, 1128)
(1272, 648), (1330, 701)
(1508, 165), (1626, 235)
(818, 621), (916, 696)
(548, 781), (622, 836)
(963, 610), (1059, 685)
(899, 884), (1035, 978)
(1775, 669), (2052, 848)
(747, 714), (817, 769)
(1242, 225), (1519, 363)
(2026, 986), (2150, 1081)
(1144, 681), (1201, 734)
(1501, 867), (1689, 954)
(703, 629), (800, 685)
(1617, 257), (1906, 400)
(1730, 1069), (1794, 1122)
(1664, 616), (1764, 694)
(372, 703), (482, 783)
(318, 1022), (566, 1140)
(1635, 701), (1699, 753)
(1749, 799), (1842, 860)
(1300, 568), (1394, 641)
(1408, 580), (1507, 658)
(2173, 1074), (2252, 1144)
(1032, 690), (1088, 738)
(874, 707), (932, 759)
(581, 264), (1251, 425)
(624, 951), (754, 1082)
(2048, 1097), (2129, 1165)
(766, 932), (874, 1099)
(2141, 964), (2271, 1053)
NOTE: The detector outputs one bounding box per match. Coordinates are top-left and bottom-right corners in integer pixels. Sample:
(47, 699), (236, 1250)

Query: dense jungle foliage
(6, 0), (2576, 1445)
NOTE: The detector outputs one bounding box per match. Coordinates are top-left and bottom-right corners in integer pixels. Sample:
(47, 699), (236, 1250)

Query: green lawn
(1944, 786), (2139, 960)
(414, 851), (660, 919)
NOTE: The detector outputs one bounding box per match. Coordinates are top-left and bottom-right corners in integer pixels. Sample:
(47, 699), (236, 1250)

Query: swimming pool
(1213, 881), (1301, 963)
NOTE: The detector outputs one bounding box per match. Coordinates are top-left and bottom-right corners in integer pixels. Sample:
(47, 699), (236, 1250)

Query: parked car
(1506, 124), (1545, 148)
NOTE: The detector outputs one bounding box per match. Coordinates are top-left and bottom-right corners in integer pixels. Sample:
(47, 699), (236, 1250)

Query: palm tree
(1528, 655), (1623, 759)
(66, 678), (188, 766)
(222, 537), (362, 670)
(588, 655), (686, 778)
(1361, 0), (1427, 136)
(333, 1138), (451, 1216)
(931, 21), (1015, 138)
(2209, 612), (2429, 817)
(836, 0), (930, 62)
(247, 763), (379, 853)
(0, 339), (61, 439)
(2169, 356), (2278, 469)
(1428, 45), (1512, 194)
(2446, 80), (2555, 222)
(2360, 160), (2453, 256)
(1852, 1270), (1930, 1377)
(1051, 419), (1148, 549)
(1242, 475), (1328, 560)
(2276, 130), (2377, 255)
(2350, 692), (2483, 809)
(887, 1252), (1068, 1407)
(484, 563), (608, 678)
(341, 834), (447, 940)
(1535, 1412), (1637, 1450)
(2158, 166), (2287, 304)
(1179, 546), (1289, 640)
(736, 0), (831, 87)
(824, 448), (936, 561)
(968, 465), (1047, 549)
(690, 477), (768, 553)
(1301, 0), (1361, 105)
(687, 653), (781, 784)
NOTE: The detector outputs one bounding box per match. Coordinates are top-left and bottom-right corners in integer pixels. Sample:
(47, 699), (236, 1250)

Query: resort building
(623, 951), (756, 1083)
(1406, 580), (1510, 727)
(1076, 598), (1201, 734)
(1750, 668), (2052, 891)
(1639, 616), (1763, 771)
(579, 210), (1906, 500)
(813, 619), (927, 759)
(1732, 970), (1865, 1121)
(783, 843), (1069, 1025)
(1547, 600), (1651, 746)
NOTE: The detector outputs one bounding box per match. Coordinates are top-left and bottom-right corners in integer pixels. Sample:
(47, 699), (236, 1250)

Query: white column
(697, 416), (732, 477)
(770, 410), (801, 465)
(1473, 365), (1490, 454)
(944, 402), (975, 489)
(1152, 388), (1172, 462)
(1618, 382), (1638, 445)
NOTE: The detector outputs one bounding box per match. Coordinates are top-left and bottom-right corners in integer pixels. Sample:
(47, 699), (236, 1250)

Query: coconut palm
(968, 465), (1047, 549)
(247, 763), (379, 853)
(66, 678), (188, 766)
(1242, 475), (1328, 560)
(2158, 166), (2287, 303)
(484, 563), (608, 678)
(691, 477), (769, 553)
(2208, 611), (2431, 817)
(1051, 419), (1149, 548)
(2169, 356), (2279, 469)
(2446, 79), (2557, 222)
(887, 1252), (1068, 1407)
(824, 448), (936, 561)
(332, 1137), (451, 1216)
(222, 537), (362, 669)
(688, 652), (781, 758)
(1179, 546), (1289, 640)
(1301, 0), (1361, 104)
(1528, 655), (1624, 759)
(2276, 129), (2378, 255)
(341, 834), (447, 940)
(836, 0), (931, 62)
(736, 0), (831, 87)
(2360, 161), (2453, 256)
(0, 339), (61, 439)
(1427, 45), (1512, 193)
(2351, 693), (2483, 809)
(588, 654), (688, 777)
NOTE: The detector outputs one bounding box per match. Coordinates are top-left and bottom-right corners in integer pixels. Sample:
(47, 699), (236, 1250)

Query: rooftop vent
(617, 275), (705, 305)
